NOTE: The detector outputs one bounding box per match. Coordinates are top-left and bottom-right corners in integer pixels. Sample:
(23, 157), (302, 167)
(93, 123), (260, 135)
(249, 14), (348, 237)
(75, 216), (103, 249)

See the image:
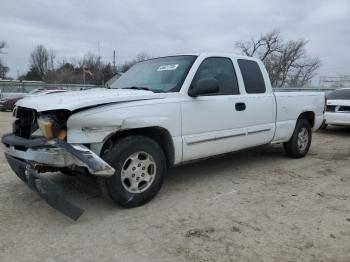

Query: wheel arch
(101, 126), (175, 167)
(297, 111), (315, 127)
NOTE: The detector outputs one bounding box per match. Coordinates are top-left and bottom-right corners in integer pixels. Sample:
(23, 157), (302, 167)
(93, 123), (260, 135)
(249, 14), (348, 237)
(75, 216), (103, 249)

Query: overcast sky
(1, 0), (349, 81)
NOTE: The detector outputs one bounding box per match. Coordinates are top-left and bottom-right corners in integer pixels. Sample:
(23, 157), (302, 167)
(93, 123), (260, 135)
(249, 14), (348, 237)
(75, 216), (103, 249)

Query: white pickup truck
(2, 53), (325, 219)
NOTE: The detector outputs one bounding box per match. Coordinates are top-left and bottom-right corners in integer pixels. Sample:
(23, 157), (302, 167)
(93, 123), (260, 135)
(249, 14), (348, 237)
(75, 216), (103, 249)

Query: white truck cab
(2, 53), (325, 219)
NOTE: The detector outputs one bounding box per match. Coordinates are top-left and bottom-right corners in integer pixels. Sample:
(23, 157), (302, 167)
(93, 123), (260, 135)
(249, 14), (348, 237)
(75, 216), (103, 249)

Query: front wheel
(284, 119), (312, 158)
(99, 135), (166, 208)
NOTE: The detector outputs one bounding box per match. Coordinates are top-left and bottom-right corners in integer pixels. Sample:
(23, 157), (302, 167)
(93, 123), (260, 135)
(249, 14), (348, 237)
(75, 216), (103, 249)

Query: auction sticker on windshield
(157, 64), (179, 71)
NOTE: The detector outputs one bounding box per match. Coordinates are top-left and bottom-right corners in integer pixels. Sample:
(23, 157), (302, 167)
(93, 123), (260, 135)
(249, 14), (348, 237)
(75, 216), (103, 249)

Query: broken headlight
(37, 115), (66, 140)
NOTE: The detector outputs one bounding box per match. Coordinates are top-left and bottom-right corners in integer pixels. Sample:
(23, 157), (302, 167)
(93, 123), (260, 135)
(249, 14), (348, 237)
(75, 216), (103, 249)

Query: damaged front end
(2, 107), (115, 220)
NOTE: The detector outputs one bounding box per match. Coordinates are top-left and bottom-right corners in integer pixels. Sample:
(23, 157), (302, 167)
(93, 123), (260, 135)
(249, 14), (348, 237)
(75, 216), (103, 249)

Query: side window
(238, 59), (266, 94)
(192, 57), (239, 95)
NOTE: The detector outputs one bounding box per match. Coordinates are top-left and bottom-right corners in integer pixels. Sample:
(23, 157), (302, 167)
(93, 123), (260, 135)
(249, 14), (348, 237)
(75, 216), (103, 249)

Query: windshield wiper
(122, 86), (153, 92)
(121, 86), (167, 93)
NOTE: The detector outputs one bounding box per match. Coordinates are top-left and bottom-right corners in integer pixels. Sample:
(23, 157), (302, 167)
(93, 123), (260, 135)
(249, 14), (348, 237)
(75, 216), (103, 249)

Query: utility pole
(113, 50), (116, 73)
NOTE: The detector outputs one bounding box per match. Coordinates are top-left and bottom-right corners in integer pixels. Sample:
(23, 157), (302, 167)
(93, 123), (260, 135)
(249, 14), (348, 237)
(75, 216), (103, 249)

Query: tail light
(323, 96), (327, 113)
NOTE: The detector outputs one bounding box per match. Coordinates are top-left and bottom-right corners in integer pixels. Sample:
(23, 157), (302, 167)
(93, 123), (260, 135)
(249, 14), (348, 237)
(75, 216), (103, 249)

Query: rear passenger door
(235, 59), (276, 147)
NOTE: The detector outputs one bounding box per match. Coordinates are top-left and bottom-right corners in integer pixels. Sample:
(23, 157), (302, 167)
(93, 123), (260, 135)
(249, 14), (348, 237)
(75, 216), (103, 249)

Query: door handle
(235, 102), (246, 111)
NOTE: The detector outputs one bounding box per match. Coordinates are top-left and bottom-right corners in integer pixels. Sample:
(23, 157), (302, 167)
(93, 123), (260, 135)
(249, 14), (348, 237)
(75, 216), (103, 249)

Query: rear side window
(238, 59), (266, 94)
(192, 57), (239, 95)
(326, 89), (350, 100)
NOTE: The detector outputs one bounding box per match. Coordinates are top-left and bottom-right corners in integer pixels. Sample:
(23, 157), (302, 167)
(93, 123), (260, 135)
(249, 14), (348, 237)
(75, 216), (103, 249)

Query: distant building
(319, 75), (350, 89)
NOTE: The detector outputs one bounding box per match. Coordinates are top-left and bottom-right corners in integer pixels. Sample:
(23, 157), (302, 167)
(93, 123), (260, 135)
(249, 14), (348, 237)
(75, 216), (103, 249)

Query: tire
(99, 135), (166, 208)
(283, 119), (312, 158)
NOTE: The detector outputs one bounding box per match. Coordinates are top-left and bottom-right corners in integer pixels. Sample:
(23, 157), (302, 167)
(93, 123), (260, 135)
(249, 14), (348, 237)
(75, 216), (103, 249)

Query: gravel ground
(0, 111), (350, 262)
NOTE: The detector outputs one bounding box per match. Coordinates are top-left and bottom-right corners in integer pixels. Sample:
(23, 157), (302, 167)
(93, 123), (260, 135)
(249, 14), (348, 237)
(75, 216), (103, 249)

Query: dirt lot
(0, 111), (350, 262)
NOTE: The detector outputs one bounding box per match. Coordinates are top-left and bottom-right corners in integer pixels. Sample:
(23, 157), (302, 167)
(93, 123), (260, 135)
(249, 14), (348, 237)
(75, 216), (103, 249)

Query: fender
(66, 101), (182, 144)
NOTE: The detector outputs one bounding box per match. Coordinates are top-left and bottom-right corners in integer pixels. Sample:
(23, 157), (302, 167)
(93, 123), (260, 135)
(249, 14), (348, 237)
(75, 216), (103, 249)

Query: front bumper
(5, 153), (84, 220)
(2, 133), (115, 220)
(2, 133), (115, 176)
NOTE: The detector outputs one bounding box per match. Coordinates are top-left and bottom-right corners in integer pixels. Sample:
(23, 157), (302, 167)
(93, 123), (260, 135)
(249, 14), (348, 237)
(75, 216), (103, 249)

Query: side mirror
(188, 78), (220, 97)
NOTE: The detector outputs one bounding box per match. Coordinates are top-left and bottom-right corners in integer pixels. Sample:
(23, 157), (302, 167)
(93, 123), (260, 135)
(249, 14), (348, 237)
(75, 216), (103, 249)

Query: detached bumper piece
(5, 154), (84, 220)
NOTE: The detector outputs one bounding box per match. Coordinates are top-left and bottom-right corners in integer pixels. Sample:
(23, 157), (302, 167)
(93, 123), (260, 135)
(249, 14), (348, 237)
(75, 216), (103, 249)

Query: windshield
(111, 55), (197, 92)
(327, 89), (350, 100)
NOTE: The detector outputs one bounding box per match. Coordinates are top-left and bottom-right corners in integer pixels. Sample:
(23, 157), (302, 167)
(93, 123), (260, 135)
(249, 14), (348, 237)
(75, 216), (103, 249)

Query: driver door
(181, 57), (248, 161)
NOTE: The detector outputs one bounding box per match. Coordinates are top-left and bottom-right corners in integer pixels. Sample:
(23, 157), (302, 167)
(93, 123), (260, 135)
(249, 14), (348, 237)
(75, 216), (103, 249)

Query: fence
(0, 82), (101, 93)
(0, 81), (338, 99)
(273, 87), (335, 92)
(0, 81), (104, 99)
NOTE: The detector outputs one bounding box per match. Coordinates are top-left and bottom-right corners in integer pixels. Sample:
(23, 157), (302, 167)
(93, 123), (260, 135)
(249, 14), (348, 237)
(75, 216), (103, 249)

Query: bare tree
(235, 30), (320, 87)
(119, 52), (151, 73)
(0, 41), (7, 54)
(41, 52), (114, 85)
(78, 52), (102, 84)
(43, 62), (81, 84)
(236, 30), (282, 60)
(29, 45), (50, 79)
(23, 50), (150, 85)
(48, 49), (56, 71)
(0, 41), (9, 79)
(80, 52), (102, 70)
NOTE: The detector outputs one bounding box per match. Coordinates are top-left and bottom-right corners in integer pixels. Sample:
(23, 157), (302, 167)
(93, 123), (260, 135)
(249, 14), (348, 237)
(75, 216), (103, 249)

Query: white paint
(15, 88), (166, 112)
(14, 53), (325, 166)
(325, 97), (350, 126)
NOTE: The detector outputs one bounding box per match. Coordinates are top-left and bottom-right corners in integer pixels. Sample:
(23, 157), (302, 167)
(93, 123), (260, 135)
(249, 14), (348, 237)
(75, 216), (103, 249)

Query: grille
(339, 106), (350, 112)
(13, 107), (38, 138)
(326, 105), (336, 112)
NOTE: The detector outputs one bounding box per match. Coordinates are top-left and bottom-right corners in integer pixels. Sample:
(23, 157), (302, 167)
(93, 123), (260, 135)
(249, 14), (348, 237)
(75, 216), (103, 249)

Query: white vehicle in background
(323, 88), (350, 128)
(2, 53), (325, 219)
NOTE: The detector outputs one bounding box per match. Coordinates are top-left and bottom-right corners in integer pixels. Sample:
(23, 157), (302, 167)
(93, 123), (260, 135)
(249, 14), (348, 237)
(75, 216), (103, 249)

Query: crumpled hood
(15, 88), (166, 112)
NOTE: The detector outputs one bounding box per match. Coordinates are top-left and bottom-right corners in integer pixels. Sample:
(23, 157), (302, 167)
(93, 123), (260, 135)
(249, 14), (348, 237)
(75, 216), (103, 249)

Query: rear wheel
(99, 135), (166, 207)
(284, 119), (312, 158)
